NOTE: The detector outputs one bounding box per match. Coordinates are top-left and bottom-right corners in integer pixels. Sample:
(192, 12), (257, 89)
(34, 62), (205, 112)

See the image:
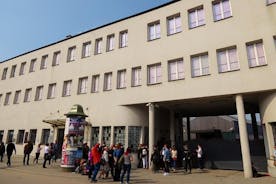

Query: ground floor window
(114, 126), (125, 146)
(41, 129), (50, 144)
(272, 123), (276, 147)
(91, 127), (99, 146)
(0, 130), (4, 142)
(102, 126), (111, 146)
(16, 129), (25, 144)
(6, 130), (14, 143)
(29, 129), (37, 144)
(128, 126), (141, 152)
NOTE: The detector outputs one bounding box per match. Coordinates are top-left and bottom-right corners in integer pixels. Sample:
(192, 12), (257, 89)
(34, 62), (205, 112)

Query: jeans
(120, 164), (131, 183)
(92, 163), (100, 181)
(23, 153), (30, 165)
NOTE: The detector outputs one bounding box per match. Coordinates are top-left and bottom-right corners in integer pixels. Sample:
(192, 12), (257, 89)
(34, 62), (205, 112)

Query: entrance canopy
(43, 112), (66, 127)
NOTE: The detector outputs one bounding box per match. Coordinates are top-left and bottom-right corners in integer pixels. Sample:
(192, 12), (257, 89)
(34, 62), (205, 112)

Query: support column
(170, 109), (175, 146)
(99, 126), (103, 145)
(148, 103), (155, 168)
(235, 94), (253, 178)
(110, 126), (114, 146)
(251, 113), (259, 141)
(125, 126), (129, 148)
(140, 126), (145, 145)
(187, 117), (191, 141)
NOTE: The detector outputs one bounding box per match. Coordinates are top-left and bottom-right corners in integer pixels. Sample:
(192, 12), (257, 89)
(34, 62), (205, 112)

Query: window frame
(212, 0), (232, 21)
(35, 85), (43, 101)
(67, 46), (76, 62)
(168, 58), (185, 81)
(103, 72), (112, 91)
(107, 34), (115, 52)
(19, 62), (26, 75)
(1, 67), (8, 80)
(82, 41), (91, 58)
(40, 55), (48, 70)
(13, 90), (21, 104)
(131, 66), (142, 87)
(24, 88), (32, 102)
(95, 38), (103, 55)
(119, 30), (128, 48)
(10, 65), (16, 78)
(147, 63), (162, 85)
(91, 74), (100, 93)
(78, 77), (88, 94)
(29, 59), (36, 73)
(191, 53), (210, 77)
(62, 80), (72, 97)
(167, 13), (182, 36)
(246, 40), (267, 68)
(52, 51), (61, 66)
(148, 21), (161, 41)
(47, 83), (56, 99)
(188, 5), (205, 29)
(217, 46), (240, 73)
(117, 69), (127, 89)
(4, 92), (12, 106)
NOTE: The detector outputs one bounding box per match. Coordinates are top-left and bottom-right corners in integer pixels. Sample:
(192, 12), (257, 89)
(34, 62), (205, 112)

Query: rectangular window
(6, 130), (14, 143)
(117, 69), (127, 89)
(10, 65), (16, 78)
(82, 41), (91, 58)
(217, 47), (239, 73)
(40, 55), (48, 69)
(1, 67), (8, 80)
(62, 80), (72, 97)
(52, 51), (61, 66)
(167, 14), (182, 35)
(0, 130), (4, 143)
(16, 130), (25, 144)
(4, 92), (11, 105)
(91, 75), (100, 93)
(78, 77), (88, 94)
(246, 41), (266, 68)
(91, 127), (99, 146)
(29, 129), (37, 144)
(148, 21), (161, 41)
(128, 126), (141, 152)
(119, 30), (128, 48)
(191, 53), (210, 77)
(114, 126), (125, 146)
(131, 67), (142, 87)
(29, 59), (36, 72)
(41, 129), (50, 144)
(107, 34), (115, 52)
(35, 86), (43, 101)
(267, 0), (276, 5)
(103, 72), (112, 91)
(24, 88), (32, 102)
(13, 90), (21, 104)
(213, 0), (232, 21)
(102, 126), (111, 146)
(168, 58), (184, 81)
(19, 62), (26, 75)
(95, 38), (103, 54)
(188, 6), (205, 28)
(148, 63), (162, 85)
(67, 46), (76, 62)
(47, 83), (56, 99)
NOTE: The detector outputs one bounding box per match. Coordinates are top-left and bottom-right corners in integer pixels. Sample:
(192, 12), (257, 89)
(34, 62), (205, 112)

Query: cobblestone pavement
(0, 155), (276, 184)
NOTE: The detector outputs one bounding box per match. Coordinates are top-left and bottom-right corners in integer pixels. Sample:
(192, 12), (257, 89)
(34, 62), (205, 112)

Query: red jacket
(91, 144), (101, 165)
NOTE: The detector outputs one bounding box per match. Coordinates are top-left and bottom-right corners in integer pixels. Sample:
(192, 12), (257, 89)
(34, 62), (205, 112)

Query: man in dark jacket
(6, 141), (16, 166)
(23, 141), (33, 165)
(0, 142), (5, 162)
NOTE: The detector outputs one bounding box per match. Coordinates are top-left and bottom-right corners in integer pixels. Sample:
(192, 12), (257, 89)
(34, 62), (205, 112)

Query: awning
(43, 112), (66, 127)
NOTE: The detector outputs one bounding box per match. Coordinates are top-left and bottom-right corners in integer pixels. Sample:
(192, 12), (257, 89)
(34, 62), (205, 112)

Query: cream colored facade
(0, 0), (276, 177)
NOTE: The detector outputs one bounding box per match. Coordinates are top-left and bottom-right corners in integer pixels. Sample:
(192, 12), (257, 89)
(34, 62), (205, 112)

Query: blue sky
(0, 0), (171, 62)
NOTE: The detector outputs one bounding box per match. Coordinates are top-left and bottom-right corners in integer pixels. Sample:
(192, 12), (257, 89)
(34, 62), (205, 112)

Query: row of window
(0, 37), (273, 106)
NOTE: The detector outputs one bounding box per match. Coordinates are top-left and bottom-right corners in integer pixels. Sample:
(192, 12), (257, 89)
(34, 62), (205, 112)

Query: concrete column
(170, 109), (175, 146)
(148, 103), (155, 168)
(140, 126), (144, 144)
(110, 126), (114, 146)
(251, 113), (259, 141)
(235, 94), (253, 178)
(99, 126), (103, 145)
(125, 126), (129, 148)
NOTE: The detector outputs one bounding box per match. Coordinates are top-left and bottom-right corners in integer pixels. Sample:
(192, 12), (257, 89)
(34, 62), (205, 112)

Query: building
(0, 0), (276, 178)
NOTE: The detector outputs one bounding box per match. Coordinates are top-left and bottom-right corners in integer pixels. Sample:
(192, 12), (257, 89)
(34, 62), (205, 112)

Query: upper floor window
(188, 6), (205, 29)
(78, 77), (88, 94)
(119, 30), (128, 48)
(62, 80), (72, 97)
(1, 67), (8, 80)
(13, 90), (21, 104)
(4, 92), (11, 105)
(167, 14), (182, 35)
(35, 86), (43, 101)
(29, 59), (36, 72)
(217, 47), (239, 73)
(117, 69), (127, 89)
(267, 0), (276, 5)
(213, 0), (232, 21)
(10, 65), (16, 78)
(91, 75), (100, 93)
(148, 21), (161, 41)
(47, 83), (56, 99)
(107, 34), (115, 52)
(148, 63), (162, 85)
(131, 67), (142, 87)
(95, 38), (103, 55)
(168, 58), (184, 81)
(67, 46), (76, 62)
(246, 41), (266, 68)
(191, 53), (210, 77)
(24, 88), (32, 102)
(103, 72), (112, 91)
(82, 41), (91, 58)
(52, 51), (61, 66)
(40, 55), (48, 70)
(19, 62), (26, 75)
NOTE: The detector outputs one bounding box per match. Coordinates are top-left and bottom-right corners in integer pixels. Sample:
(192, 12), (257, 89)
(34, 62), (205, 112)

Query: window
(0, 94), (2, 105)
(213, 0), (232, 21)
(29, 59), (36, 72)
(29, 129), (37, 144)
(102, 126), (111, 146)
(24, 88), (32, 102)
(91, 127), (99, 146)
(52, 51), (61, 66)
(24, 132), (29, 143)
(40, 55), (48, 69)
(78, 77), (88, 94)
(103, 72), (112, 91)
(6, 130), (14, 143)
(246, 41), (266, 68)
(62, 80), (72, 97)
(13, 90), (21, 104)
(35, 86), (43, 101)
(41, 129), (50, 144)
(107, 34), (115, 52)
(95, 38), (103, 54)
(117, 70), (127, 89)
(168, 58), (184, 81)
(0, 130), (4, 143)
(148, 21), (161, 41)
(1, 67), (8, 80)
(16, 130), (25, 144)
(131, 67), (142, 87)
(188, 6), (205, 28)
(119, 30), (128, 48)
(91, 75), (100, 93)
(217, 47), (239, 73)
(47, 83), (56, 99)
(148, 63), (162, 85)
(82, 41), (91, 58)
(191, 53), (210, 77)
(19, 62), (26, 75)
(167, 14), (182, 35)
(10, 65), (16, 78)
(267, 0), (276, 5)
(128, 126), (141, 152)
(67, 46), (76, 62)
(4, 92), (11, 105)
(114, 126), (125, 146)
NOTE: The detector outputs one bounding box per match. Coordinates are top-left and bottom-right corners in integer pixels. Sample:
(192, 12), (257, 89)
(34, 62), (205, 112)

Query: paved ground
(0, 155), (276, 184)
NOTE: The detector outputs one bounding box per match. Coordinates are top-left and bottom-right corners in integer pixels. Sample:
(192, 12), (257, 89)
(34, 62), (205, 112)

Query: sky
(0, 0), (171, 62)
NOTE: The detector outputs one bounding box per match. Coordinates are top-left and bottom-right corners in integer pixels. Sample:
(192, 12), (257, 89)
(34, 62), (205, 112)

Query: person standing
(0, 142), (5, 162)
(120, 147), (133, 184)
(113, 144), (123, 181)
(163, 144), (170, 176)
(23, 141), (33, 165)
(141, 145), (148, 169)
(33, 144), (42, 164)
(150, 145), (160, 173)
(6, 141), (16, 167)
(42, 143), (50, 168)
(91, 143), (101, 182)
(183, 144), (192, 173)
(196, 144), (204, 170)
(171, 145), (178, 172)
